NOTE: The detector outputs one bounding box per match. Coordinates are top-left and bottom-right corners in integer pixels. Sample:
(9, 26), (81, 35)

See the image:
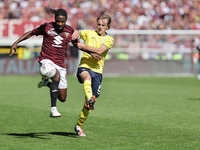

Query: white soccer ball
(39, 63), (56, 78)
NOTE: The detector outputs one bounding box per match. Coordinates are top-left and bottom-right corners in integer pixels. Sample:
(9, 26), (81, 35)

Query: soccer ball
(39, 63), (56, 78)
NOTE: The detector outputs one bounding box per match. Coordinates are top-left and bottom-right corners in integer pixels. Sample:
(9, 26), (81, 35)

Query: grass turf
(1, 75), (200, 150)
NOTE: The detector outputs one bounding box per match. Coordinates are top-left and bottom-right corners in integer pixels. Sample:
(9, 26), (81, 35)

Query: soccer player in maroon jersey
(9, 8), (102, 118)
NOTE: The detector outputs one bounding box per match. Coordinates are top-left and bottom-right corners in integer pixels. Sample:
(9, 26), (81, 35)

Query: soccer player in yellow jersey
(71, 14), (114, 136)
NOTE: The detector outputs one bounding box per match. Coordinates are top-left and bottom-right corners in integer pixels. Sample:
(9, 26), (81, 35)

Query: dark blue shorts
(77, 67), (102, 98)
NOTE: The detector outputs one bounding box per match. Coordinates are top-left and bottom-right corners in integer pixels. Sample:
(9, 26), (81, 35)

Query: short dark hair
(97, 14), (111, 29)
(55, 8), (67, 20)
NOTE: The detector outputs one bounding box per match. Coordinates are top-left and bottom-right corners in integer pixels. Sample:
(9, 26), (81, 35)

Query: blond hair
(97, 14), (111, 29)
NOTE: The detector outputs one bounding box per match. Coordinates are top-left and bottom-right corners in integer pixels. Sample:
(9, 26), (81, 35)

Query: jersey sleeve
(80, 30), (88, 41)
(32, 23), (46, 36)
(103, 36), (114, 50)
(67, 25), (74, 36)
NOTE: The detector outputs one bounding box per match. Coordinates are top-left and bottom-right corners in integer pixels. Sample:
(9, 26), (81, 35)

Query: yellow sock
(84, 80), (93, 100)
(77, 107), (91, 127)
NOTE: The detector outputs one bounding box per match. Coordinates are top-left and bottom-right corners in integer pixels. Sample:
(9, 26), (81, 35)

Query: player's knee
(59, 99), (66, 102)
(52, 69), (60, 81)
(58, 95), (67, 102)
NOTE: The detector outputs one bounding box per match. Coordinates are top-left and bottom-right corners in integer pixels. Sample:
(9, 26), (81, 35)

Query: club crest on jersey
(102, 39), (106, 43)
(47, 28), (58, 36)
(64, 32), (70, 38)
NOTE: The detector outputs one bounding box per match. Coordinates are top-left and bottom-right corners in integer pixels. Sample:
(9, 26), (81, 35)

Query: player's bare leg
(58, 88), (67, 102)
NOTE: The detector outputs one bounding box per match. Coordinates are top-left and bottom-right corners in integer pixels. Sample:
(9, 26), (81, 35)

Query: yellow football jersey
(78, 30), (114, 74)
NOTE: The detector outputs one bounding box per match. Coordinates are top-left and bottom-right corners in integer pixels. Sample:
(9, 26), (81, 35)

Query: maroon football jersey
(32, 22), (74, 68)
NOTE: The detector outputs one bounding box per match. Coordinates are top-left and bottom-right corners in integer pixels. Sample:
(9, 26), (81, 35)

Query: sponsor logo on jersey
(52, 35), (63, 47)
(47, 28), (58, 36)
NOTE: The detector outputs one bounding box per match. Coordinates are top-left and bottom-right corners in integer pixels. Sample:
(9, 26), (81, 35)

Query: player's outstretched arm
(77, 42), (108, 55)
(71, 40), (103, 60)
(88, 52), (103, 60)
(71, 30), (80, 40)
(9, 31), (33, 56)
(72, 30), (108, 55)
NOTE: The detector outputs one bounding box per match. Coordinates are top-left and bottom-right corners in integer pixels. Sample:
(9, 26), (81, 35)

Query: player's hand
(9, 43), (17, 56)
(71, 30), (80, 40)
(76, 42), (84, 49)
(90, 53), (103, 60)
(84, 100), (90, 110)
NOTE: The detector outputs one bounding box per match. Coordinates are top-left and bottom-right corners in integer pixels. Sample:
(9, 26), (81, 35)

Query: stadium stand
(1, 0), (200, 30)
(1, 0), (200, 75)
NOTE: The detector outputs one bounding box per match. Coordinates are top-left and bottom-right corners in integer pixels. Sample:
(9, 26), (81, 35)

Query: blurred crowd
(1, 0), (200, 30)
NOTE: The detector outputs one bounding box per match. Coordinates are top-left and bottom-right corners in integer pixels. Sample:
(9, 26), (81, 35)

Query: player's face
(97, 19), (109, 36)
(55, 15), (67, 32)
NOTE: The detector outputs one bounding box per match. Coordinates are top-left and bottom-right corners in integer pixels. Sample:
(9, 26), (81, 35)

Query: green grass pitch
(1, 75), (200, 150)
